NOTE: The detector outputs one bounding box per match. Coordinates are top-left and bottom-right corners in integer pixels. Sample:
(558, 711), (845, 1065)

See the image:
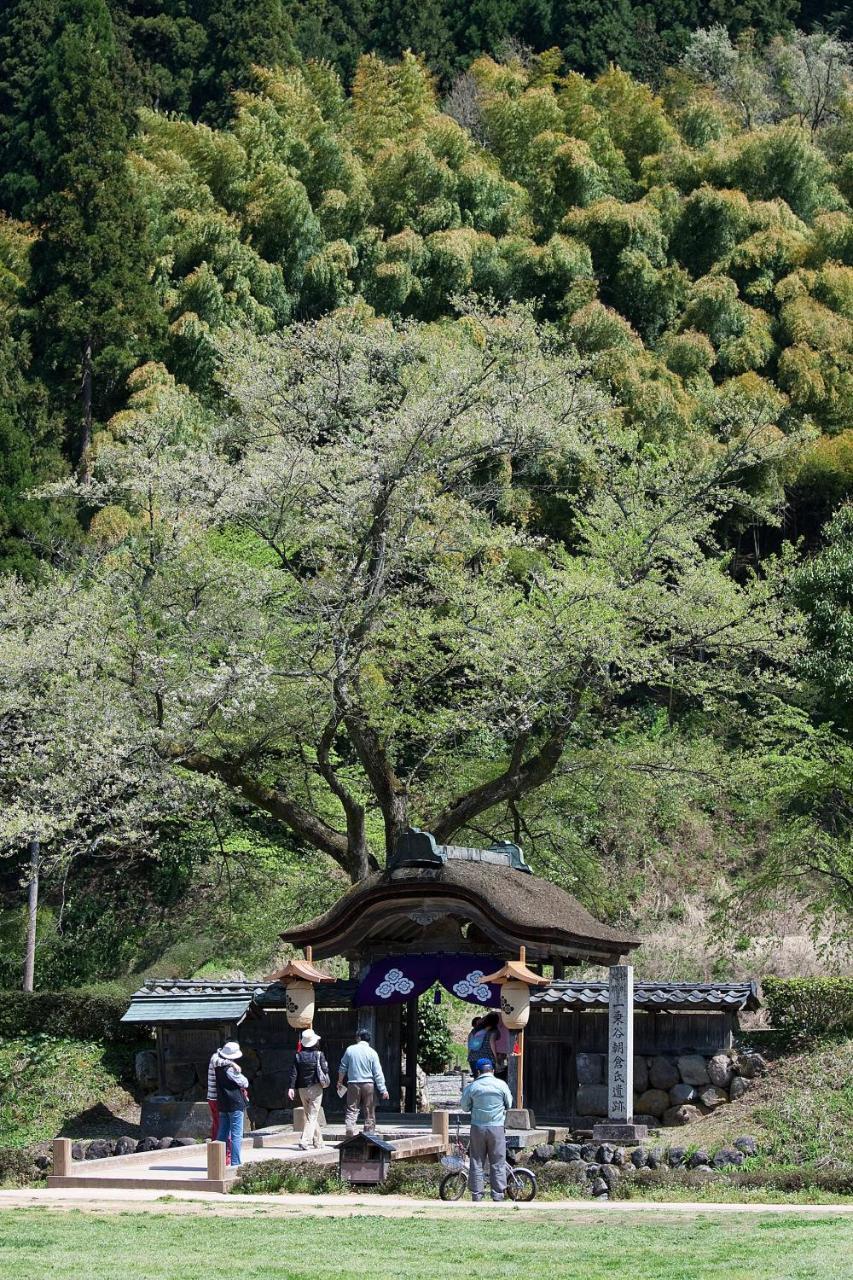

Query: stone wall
(574, 1048), (766, 1127)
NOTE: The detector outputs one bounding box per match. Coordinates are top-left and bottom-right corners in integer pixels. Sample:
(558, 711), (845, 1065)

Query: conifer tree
(190, 0), (296, 121)
(23, 0), (163, 478)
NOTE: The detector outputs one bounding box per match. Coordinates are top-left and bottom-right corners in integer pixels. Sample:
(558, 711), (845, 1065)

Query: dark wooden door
(524, 1006), (577, 1120)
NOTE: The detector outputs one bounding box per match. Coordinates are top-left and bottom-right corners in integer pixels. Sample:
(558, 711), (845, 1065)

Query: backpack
(314, 1051), (330, 1088)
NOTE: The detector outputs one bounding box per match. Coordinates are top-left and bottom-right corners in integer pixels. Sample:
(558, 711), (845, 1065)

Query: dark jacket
(215, 1061), (248, 1113)
(288, 1048), (329, 1092)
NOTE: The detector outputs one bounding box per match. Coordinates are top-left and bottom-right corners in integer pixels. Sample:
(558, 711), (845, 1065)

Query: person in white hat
(287, 1027), (330, 1150)
(214, 1041), (249, 1166)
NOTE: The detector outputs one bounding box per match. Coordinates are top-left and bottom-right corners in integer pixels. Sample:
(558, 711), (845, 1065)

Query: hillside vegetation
(0, 3), (851, 990)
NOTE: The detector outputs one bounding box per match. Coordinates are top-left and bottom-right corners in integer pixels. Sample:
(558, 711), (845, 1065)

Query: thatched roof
(281, 859), (639, 965)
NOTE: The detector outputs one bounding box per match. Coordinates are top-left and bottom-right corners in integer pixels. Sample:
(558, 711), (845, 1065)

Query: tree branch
(429, 728), (567, 843)
(316, 715), (372, 881)
(177, 751), (377, 881)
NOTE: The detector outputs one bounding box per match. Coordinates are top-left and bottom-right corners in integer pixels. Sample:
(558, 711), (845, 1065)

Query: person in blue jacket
(459, 1057), (513, 1201)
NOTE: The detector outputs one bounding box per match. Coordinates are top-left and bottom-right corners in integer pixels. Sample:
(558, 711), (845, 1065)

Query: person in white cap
(214, 1041), (249, 1166)
(287, 1027), (330, 1150)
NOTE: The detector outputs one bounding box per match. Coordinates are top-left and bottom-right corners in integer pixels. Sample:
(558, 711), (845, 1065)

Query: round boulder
(736, 1052), (768, 1079)
(596, 1144), (614, 1165)
(707, 1055), (734, 1089)
(662, 1104), (702, 1127)
(666, 1146), (687, 1168)
(712, 1147), (744, 1168)
(729, 1076), (749, 1101)
(139, 1136), (161, 1152)
(591, 1177), (609, 1198)
(554, 1142), (582, 1163)
(575, 1052), (604, 1086)
(649, 1056), (680, 1091)
(113, 1136), (136, 1157)
(669, 1084), (696, 1106)
(575, 1085), (609, 1118)
(677, 1055), (710, 1086)
(600, 1165), (619, 1192)
(734, 1135), (759, 1157)
(647, 1146), (664, 1169)
(630, 1147), (648, 1169)
(698, 1085), (728, 1109)
(636, 1089), (671, 1118)
(134, 1050), (159, 1091)
(611, 1146), (627, 1166)
(85, 1140), (110, 1161)
(687, 1149), (710, 1169)
(533, 1144), (555, 1163)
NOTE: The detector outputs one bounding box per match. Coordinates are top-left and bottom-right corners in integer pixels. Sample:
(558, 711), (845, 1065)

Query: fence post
(207, 1140), (226, 1181)
(432, 1110), (449, 1151)
(53, 1138), (72, 1177)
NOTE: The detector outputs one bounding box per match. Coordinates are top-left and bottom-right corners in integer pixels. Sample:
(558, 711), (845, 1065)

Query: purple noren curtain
(354, 954), (502, 1006)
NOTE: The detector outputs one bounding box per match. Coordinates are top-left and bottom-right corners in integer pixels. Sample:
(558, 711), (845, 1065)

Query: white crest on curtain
(375, 967), (415, 998)
(452, 970), (491, 1002)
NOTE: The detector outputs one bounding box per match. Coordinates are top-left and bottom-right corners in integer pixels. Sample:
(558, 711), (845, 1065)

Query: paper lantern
(500, 978), (531, 1030)
(284, 979), (315, 1029)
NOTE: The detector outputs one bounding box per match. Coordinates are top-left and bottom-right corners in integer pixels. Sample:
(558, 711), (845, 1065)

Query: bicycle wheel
(439, 1170), (468, 1201)
(506, 1167), (537, 1202)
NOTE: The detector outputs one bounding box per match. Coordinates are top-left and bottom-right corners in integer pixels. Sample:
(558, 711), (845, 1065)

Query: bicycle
(439, 1118), (537, 1202)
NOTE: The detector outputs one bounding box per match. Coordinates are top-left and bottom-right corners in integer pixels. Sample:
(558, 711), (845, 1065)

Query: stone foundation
(575, 1049), (766, 1127)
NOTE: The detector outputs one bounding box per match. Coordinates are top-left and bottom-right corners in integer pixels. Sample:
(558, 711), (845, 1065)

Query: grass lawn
(1, 1210), (851, 1279)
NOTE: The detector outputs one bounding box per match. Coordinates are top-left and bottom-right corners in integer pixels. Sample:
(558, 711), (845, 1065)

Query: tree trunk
(78, 336), (93, 484)
(22, 839), (40, 993)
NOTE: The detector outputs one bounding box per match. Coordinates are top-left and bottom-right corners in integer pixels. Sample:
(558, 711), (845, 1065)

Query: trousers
(345, 1081), (376, 1134)
(467, 1124), (507, 1199)
(216, 1109), (244, 1167)
(299, 1083), (324, 1147)
(208, 1100), (231, 1161)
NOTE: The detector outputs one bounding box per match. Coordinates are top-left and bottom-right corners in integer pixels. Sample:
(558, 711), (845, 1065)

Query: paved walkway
(1, 1188), (851, 1218)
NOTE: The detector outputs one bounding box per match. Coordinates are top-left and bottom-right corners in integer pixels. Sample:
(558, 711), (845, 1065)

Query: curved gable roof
(281, 860), (639, 964)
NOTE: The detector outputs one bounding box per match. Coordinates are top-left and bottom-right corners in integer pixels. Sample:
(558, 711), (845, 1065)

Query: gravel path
(1, 1188), (851, 1218)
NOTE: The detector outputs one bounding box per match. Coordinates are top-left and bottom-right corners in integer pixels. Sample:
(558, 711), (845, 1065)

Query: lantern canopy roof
(281, 828), (639, 965)
(479, 959), (551, 986)
(264, 959), (336, 984)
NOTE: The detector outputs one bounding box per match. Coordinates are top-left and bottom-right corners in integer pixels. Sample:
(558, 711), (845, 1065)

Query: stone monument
(592, 963), (648, 1144)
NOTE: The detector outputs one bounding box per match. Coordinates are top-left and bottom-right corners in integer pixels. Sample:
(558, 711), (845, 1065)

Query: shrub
(0, 992), (136, 1044)
(232, 1159), (342, 1195)
(622, 1164), (853, 1198)
(402, 990), (454, 1074)
(762, 977), (853, 1046)
(0, 1148), (45, 1187)
(378, 1161), (443, 1196)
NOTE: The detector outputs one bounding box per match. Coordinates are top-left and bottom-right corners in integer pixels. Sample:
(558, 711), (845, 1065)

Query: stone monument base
(592, 1122), (648, 1144)
(506, 1108), (535, 1130)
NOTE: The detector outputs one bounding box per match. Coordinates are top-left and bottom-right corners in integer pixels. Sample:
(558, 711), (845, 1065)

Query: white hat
(301, 1028), (320, 1047)
(220, 1041), (242, 1059)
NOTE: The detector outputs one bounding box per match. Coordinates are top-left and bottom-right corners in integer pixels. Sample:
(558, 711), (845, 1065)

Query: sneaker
(471, 1194), (483, 1201)
(491, 1194), (504, 1202)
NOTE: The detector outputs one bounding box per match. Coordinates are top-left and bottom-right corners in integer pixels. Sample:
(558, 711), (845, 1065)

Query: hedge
(762, 977), (853, 1046)
(0, 991), (138, 1044)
